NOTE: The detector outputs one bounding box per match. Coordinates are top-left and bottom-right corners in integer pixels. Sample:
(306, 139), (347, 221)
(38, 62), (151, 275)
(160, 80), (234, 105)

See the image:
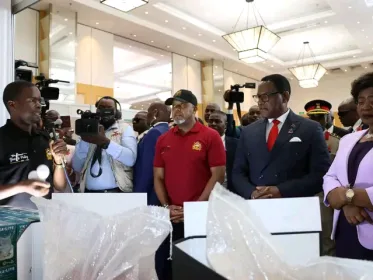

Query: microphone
(46, 119), (63, 140)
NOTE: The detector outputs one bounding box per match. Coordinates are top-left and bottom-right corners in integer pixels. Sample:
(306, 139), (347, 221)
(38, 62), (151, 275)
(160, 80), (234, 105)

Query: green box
(0, 206), (39, 280)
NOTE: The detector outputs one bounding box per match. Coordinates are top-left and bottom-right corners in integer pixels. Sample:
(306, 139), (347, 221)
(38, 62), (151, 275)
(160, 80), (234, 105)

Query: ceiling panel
(272, 24), (357, 62)
(162, 0), (331, 32)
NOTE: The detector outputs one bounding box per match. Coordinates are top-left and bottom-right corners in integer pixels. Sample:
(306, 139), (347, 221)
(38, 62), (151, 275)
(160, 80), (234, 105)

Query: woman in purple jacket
(323, 72), (373, 261)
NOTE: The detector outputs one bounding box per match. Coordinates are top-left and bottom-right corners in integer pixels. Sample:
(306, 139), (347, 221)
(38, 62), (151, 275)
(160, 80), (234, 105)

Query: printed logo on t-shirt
(192, 141), (202, 151)
(45, 148), (53, 160)
(9, 153), (29, 164)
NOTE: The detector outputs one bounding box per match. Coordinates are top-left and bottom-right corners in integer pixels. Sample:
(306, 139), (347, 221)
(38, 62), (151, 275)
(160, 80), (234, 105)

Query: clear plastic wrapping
(206, 184), (373, 280)
(31, 197), (171, 280)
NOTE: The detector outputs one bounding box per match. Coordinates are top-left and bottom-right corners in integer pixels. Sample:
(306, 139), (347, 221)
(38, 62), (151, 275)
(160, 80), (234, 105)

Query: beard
(174, 119), (186, 125)
(100, 117), (116, 129)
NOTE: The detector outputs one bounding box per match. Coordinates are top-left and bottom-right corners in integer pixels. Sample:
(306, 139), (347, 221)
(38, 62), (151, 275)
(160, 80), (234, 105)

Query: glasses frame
(252, 91), (280, 103)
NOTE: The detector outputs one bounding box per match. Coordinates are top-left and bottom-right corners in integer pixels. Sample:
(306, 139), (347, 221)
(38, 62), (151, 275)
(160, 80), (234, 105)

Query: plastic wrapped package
(31, 197), (171, 280)
(206, 184), (373, 280)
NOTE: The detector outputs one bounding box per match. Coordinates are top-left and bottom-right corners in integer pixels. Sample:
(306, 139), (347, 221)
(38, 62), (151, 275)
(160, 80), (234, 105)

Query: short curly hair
(351, 72), (373, 103)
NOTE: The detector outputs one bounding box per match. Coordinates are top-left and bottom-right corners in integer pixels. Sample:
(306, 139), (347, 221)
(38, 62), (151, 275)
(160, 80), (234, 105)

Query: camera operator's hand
(223, 90), (234, 110)
(81, 125), (110, 146)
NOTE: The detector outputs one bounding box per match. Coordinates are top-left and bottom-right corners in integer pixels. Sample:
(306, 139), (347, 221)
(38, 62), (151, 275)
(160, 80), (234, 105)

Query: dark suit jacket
(226, 113), (241, 139)
(133, 123), (169, 205)
(232, 110), (331, 199)
(225, 136), (238, 191)
(332, 126), (349, 138)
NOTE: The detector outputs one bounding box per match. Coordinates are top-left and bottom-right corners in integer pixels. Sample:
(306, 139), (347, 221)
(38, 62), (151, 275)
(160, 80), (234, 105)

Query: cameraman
(72, 96), (137, 193)
(224, 90), (241, 139)
(0, 81), (67, 209)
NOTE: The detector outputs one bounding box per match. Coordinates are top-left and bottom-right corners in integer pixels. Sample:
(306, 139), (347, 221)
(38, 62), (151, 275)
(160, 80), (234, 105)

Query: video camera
(224, 83), (256, 103)
(34, 74), (69, 115)
(15, 60), (38, 82)
(75, 108), (115, 136)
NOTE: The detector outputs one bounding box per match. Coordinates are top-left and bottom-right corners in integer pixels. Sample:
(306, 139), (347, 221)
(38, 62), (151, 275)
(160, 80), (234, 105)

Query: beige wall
(289, 69), (369, 115)
(76, 24), (114, 104)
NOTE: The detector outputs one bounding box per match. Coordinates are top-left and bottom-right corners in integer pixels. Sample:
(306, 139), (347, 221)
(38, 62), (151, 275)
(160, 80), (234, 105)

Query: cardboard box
(0, 206), (39, 280)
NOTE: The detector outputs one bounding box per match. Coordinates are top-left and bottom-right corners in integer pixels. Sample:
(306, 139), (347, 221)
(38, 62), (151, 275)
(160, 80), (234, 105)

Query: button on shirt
(72, 123), (137, 191)
(154, 122), (226, 206)
(266, 109), (290, 141)
(0, 120), (54, 208)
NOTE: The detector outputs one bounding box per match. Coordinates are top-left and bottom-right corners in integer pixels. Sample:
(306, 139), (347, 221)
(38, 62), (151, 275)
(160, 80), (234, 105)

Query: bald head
(132, 111), (149, 134)
(147, 102), (171, 126)
(204, 103), (221, 122)
(338, 97), (359, 127)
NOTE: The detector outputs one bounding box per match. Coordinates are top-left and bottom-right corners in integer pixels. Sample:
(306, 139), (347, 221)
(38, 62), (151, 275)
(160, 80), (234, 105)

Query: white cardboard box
(17, 193), (147, 279)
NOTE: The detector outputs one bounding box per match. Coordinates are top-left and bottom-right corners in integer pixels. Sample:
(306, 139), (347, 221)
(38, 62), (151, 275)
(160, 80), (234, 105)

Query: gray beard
(174, 119), (185, 125)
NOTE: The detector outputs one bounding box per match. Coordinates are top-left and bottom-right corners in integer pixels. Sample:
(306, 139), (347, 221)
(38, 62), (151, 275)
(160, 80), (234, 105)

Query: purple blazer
(323, 129), (373, 250)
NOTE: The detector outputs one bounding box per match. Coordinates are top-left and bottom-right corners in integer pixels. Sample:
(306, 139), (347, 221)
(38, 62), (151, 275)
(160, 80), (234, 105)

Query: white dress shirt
(221, 134), (226, 150)
(266, 109), (290, 141)
(327, 125), (334, 134)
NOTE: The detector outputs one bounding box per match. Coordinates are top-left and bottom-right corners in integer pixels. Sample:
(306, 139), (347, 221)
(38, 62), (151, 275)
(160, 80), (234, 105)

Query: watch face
(346, 189), (354, 199)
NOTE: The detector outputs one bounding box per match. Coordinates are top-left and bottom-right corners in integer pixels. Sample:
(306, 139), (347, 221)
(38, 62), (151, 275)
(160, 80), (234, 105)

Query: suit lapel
(268, 111), (301, 161)
(255, 119), (270, 163)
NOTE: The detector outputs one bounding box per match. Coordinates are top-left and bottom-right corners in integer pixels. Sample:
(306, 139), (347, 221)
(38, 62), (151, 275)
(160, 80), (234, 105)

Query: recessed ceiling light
(362, 29), (365, 32)
(165, 20), (169, 23)
(166, 45), (170, 48)
(365, 66), (368, 69)
(69, 32), (72, 35)
(326, 72), (329, 75)
(150, 40), (154, 43)
(344, 69), (348, 72)
(193, 54), (196, 57)
(367, 36), (369, 39)
(218, 89), (221, 92)
(348, 6), (352, 9)
(198, 33), (202, 36)
(270, 65), (274, 68)
(353, 55), (357, 58)
(129, 45), (132, 48)
(212, 40), (216, 42)
(370, 42), (372, 45)
(290, 77), (293, 80)
(64, 18), (68, 21)
(182, 27), (186, 30)
(160, 54), (164, 57)
(145, 11), (149, 14)
(324, 21), (328, 24)
(96, 22), (99, 25)
(357, 21), (360, 24)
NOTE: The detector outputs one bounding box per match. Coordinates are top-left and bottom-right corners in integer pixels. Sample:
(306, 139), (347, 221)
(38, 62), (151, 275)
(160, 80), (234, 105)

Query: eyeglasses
(252, 92), (280, 103)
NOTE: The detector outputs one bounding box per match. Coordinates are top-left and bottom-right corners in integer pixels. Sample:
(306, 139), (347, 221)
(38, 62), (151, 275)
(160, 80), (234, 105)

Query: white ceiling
(32, 0), (373, 107)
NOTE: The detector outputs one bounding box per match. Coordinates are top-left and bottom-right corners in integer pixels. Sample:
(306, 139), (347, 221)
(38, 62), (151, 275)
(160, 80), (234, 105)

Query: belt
(85, 187), (121, 193)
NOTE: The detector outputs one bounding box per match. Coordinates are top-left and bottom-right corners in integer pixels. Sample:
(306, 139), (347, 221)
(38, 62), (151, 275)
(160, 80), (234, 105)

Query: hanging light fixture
(289, 42), (327, 88)
(100, 0), (149, 12)
(223, 0), (280, 63)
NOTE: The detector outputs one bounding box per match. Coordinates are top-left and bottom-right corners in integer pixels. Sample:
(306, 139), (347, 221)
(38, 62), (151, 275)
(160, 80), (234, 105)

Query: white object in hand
(28, 170), (39, 180)
(36, 164), (50, 181)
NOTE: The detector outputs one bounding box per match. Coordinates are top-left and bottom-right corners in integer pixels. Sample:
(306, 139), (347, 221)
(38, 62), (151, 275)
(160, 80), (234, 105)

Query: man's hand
(343, 204), (373, 225)
(50, 139), (67, 164)
(81, 125), (109, 146)
(169, 205), (183, 223)
(252, 186), (281, 199)
(327, 187), (347, 210)
(19, 180), (50, 197)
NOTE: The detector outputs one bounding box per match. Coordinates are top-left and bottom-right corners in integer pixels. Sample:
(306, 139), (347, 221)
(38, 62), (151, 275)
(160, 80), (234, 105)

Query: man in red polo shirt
(153, 89), (225, 280)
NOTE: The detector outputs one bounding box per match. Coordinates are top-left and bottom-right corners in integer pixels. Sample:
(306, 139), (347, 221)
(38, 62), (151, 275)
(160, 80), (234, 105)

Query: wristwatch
(345, 185), (355, 204)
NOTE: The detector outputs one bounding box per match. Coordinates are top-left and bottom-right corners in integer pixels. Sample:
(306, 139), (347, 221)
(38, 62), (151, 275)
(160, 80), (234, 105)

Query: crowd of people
(0, 71), (372, 279)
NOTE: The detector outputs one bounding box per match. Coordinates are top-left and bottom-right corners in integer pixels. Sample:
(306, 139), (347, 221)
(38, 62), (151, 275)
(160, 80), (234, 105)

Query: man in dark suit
(232, 74), (330, 199)
(208, 110), (238, 191)
(133, 102), (170, 205)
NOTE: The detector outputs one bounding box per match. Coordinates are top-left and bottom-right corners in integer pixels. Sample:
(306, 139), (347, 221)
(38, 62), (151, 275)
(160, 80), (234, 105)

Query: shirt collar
(173, 120), (202, 134)
(353, 119), (362, 131)
(327, 125), (334, 133)
(5, 119), (38, 137)
(267, 109), (290, 124)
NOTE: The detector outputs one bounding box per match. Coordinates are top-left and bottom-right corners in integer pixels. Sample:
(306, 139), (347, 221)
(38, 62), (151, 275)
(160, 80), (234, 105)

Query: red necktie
(267, 119), (280, 151)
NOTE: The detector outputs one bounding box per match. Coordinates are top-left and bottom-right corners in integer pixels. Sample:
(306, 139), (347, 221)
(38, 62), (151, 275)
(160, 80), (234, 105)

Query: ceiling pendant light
(289, 42), (327, 88)
(100, 0), (149, 12)
(223, 0), (280, 63)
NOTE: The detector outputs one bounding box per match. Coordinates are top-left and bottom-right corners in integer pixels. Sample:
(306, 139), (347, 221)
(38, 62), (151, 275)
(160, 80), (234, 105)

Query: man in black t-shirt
(0, 81), (67, 209)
